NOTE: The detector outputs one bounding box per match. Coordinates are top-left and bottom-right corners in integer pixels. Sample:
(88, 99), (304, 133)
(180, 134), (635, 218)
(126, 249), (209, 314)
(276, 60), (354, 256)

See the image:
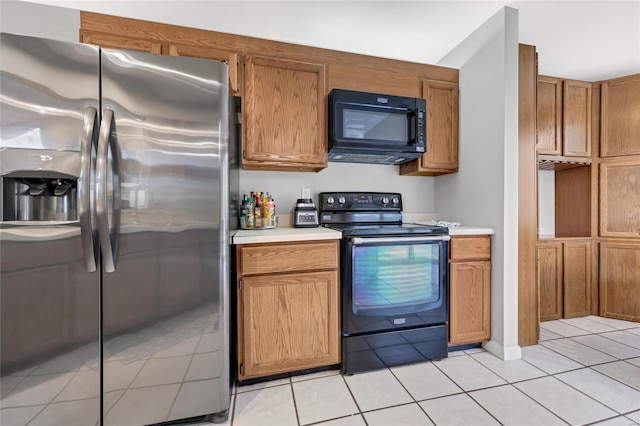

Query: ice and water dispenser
(1, 149), (81, 223)
(2, 177), (77, 222)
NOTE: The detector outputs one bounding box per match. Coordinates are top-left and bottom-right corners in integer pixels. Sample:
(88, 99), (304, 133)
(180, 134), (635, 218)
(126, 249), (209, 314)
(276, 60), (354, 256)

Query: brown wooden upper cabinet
(80, 31), (241, 96)
(399, 79), (459, 176)
(600, 73), (640, 157)
(242, 55), (327, 172)
(80, 30), (162, 54)
(600, 159), (640, 238)
(536, 76), (592, 158)
(168, 44), (241, 96)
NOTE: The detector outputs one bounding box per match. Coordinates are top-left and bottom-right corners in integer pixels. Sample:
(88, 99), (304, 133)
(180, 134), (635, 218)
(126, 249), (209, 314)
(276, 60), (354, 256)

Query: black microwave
(328, 89), (426, 165)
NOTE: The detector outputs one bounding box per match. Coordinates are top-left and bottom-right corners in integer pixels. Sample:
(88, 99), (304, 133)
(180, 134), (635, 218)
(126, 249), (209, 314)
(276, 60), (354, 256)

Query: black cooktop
(325, 223), (449, 237)
(318, 191), (448, 237)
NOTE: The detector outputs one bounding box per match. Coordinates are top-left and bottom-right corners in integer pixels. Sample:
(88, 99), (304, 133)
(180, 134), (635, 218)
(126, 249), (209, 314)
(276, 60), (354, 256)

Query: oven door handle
(351, 235), (450, 244)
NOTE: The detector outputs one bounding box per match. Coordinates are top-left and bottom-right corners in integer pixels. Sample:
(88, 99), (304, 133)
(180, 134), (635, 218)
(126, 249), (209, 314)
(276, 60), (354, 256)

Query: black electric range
(319, 192), (450, 374)
(318, 192), (448, 236)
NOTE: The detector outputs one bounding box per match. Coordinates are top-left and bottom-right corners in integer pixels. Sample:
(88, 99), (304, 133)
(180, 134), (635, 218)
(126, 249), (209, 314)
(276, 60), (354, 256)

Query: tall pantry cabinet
(536, 73), (594, 324)
(536, 72), (640, 324)
(597, 74), (640, 322)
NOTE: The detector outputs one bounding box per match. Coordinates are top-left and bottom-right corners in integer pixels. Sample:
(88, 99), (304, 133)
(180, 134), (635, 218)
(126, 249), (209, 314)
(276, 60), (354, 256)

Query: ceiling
(21, 0), (640, 81)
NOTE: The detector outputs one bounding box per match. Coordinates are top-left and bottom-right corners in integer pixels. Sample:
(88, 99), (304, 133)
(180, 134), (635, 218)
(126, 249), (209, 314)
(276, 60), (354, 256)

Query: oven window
(343, 108), (408, 142)
(352, 243), (440, 314)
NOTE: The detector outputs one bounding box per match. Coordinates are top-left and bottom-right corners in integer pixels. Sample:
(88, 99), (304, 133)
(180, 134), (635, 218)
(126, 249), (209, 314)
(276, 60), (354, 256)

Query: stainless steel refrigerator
(0, 32), (234, 425)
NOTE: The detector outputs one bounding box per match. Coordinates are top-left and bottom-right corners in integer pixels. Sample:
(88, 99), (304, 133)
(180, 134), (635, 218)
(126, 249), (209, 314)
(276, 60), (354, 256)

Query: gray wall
(240, 163), (435, 216)
(436, 7), (520, 360)
(0, 1), (79, 41)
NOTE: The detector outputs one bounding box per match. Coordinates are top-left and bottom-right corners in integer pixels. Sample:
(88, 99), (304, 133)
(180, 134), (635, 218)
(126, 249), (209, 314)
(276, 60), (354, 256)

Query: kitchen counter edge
(232, 226), (342, 245)
(448, 227), (495, 236)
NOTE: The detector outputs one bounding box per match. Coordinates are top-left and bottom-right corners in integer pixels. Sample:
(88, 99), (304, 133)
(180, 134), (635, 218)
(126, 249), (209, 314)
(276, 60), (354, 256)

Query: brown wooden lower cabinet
(449, 236), (492, 346)
(538, 239), (591, 321)
(538, 241), (563, 321)
(236, 240), (340, 380)
(599, 241), (640, 321)
(563, 241), (591, 318)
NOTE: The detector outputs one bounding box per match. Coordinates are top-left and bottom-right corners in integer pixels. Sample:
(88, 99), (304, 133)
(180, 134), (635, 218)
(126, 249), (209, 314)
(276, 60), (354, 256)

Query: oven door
(342, 235), (449, 336)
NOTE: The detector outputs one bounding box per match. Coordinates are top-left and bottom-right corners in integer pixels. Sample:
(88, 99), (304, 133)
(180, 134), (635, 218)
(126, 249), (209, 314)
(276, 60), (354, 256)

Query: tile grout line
(428, 355), (505, 425)
(286, 381), (302, 426)
(164, 332), (204, 422)
(551, 368), (637, 416)
(387, 364), (438, 425)
(339, 373), (367, 424)
(102, 355), (152, 419)
(594, 331), (640, 351)
(24, 367), (82, 426)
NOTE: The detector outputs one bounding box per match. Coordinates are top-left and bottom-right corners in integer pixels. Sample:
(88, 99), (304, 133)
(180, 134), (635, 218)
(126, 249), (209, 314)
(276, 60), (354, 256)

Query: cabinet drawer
(450, 236), (491, 261)
(237, 240), (339, 275)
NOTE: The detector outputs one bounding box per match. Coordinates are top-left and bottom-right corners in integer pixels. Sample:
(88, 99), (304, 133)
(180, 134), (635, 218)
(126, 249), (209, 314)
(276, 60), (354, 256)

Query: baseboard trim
(483, 340), (522, 360)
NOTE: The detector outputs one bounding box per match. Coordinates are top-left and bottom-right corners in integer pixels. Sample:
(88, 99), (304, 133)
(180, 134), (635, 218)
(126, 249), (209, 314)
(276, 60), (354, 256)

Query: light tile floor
(218, 315), (640, 426)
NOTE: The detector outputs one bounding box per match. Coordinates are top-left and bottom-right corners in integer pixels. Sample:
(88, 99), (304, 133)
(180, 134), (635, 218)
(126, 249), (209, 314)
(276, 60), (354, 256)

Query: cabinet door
(600, 74), (640, 157)
(599, 242), (640, 321)
(238, 270), (340, 380)
(420, 79), (458, 171)
(168, 44), (240, 95)
(449, 261), (491, 346)
(538, 242), (563, 321)
(243, 55), (327, 172)
(80, 30), (162, 54)
(563, 80), (592, 157)
(537, 76), (563, 155)
(600, 160), (640, 238)
(563, 241), (591, 318)
(399, 79), (458, 176)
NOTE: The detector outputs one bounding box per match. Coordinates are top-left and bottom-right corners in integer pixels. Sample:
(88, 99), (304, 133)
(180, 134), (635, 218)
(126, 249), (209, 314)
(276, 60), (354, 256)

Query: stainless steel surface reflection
(1, 33), (231, 426)
(99, 48), (229, 425)
(0, 33), (101, 426)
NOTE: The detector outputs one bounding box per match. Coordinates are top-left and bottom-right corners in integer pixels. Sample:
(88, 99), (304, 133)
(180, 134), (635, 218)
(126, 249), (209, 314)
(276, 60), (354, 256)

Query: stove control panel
(319, 192), (402, 212)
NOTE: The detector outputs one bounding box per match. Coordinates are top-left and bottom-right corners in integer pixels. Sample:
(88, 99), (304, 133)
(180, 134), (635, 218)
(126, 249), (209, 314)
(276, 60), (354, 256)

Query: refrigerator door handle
(96, 109), (121, 273)
(79, 106), (99, 272)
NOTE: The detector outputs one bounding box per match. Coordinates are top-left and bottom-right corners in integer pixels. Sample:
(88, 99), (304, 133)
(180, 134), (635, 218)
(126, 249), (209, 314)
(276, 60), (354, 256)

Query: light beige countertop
(232, 226), (342, 245)
(448, 227), (495, 236)
(407, 220), (494, 236)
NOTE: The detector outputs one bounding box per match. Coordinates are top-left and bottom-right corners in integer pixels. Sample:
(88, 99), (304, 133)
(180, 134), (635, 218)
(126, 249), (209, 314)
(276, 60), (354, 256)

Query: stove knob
(338, 196), (346, 204)
(392, 197), (400, 204)
(327, 196), (334, 205)
(382, 196), (389, 204)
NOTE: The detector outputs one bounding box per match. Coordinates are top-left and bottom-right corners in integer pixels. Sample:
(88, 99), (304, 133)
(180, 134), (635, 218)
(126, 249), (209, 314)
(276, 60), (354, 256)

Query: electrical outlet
(301, 187), (311, 200)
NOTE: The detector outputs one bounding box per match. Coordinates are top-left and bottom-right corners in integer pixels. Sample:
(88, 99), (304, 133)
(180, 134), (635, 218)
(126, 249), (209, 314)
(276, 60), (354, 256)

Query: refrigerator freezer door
(99, 48), (230, 424)
(0, 33), (101, 426)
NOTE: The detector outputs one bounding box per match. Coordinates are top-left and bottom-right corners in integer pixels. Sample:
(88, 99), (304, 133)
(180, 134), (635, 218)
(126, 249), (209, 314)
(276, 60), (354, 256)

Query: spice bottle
(254, 192), (262, 228)
(263, 193), (276, 227)
(246, 196), (255, 229)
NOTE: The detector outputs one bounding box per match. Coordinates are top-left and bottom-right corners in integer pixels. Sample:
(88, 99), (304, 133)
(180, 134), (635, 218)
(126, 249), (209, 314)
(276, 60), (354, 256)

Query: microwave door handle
(408, 109), (417, 145)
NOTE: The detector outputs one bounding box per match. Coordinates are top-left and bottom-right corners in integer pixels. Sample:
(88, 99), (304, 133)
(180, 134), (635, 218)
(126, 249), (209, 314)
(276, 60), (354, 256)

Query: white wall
(538, 170), (555, 238)
(436, 7), (520, 360)
(18, 0), (640, 81)
(241, 164), (435, 217)
(0, 0), (79, 41)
